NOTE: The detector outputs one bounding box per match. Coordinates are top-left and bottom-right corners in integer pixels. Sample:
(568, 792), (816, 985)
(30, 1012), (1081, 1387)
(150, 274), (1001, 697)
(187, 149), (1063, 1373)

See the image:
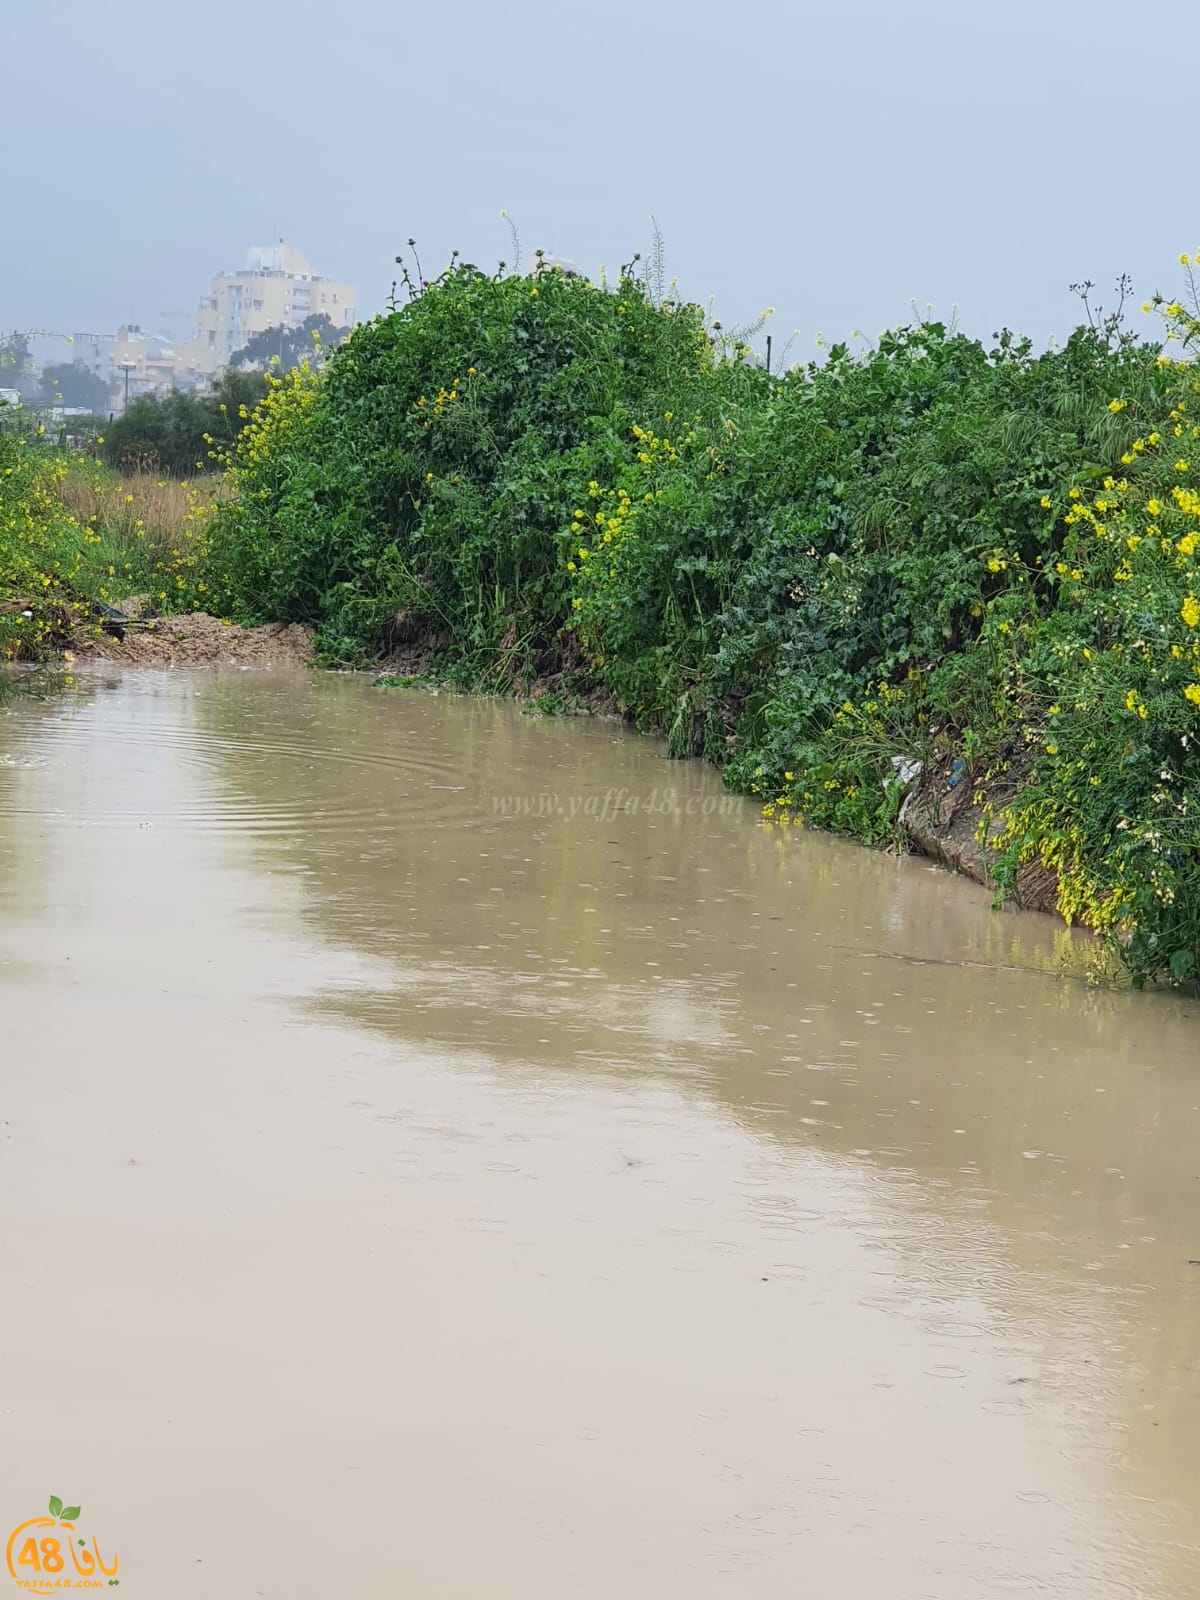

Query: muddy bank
(379, 616), (623, 718)
(69, 609), (315, 668)
(901, 756), (1060, 916)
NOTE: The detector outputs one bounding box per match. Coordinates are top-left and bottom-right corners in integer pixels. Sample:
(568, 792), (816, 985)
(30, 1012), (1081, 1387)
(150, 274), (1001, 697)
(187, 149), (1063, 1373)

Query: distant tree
(231, 313), (346, 371)
(40, 361), (111, 413)
(102, 368), (269, 476)
(0, 332), (37, 397)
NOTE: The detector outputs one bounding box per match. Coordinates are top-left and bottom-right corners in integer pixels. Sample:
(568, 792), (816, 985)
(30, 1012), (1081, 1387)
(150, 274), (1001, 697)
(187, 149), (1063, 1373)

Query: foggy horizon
(5, 0), (1197, 357)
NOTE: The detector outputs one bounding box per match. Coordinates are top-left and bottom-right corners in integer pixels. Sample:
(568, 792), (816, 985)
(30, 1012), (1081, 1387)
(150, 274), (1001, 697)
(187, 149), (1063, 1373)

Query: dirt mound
(69, 610), (315, 669)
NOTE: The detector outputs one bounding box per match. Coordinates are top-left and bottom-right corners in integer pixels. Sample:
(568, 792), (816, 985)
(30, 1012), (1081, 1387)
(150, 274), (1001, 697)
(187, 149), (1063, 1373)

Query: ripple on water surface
(0, 680), (475, 837)
(3, 669), (1200, 1599)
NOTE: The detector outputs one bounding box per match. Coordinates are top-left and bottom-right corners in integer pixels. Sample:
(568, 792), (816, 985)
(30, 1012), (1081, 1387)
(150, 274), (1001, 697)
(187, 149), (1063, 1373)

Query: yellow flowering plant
(982, 271), (1200, 982)
(208, 255), (737, 670)
(202, 243), (1200, 983)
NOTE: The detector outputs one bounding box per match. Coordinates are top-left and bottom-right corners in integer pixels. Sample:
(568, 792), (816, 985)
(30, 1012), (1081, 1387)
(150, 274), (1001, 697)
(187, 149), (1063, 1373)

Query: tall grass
(52, 463), (225, 611)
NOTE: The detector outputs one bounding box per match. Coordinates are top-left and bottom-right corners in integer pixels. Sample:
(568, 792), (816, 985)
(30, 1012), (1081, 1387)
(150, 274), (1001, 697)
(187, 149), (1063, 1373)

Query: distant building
(189, 243), (358, 373)
(34, 244), (359, 407)
(110, 326), (206, 405)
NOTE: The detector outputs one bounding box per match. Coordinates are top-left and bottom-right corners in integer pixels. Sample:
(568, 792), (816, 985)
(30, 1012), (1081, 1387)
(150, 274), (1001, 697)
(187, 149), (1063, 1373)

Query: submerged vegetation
(8, 243), (1200, 986)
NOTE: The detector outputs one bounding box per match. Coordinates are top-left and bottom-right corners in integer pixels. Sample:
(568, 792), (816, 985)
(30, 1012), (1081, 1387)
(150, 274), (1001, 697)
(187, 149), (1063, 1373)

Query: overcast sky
(5, 0), (1197, 359)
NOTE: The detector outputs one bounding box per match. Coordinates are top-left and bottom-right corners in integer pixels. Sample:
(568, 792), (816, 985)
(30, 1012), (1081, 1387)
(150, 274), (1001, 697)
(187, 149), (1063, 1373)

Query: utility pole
(118, 363), (136, 410)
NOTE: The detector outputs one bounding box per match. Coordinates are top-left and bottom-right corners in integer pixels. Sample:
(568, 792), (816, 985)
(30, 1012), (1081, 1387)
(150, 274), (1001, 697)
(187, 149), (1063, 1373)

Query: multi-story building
(37, 244), (359, 408)
(110, 326), (204, 402)
(189, 243), (357, 373)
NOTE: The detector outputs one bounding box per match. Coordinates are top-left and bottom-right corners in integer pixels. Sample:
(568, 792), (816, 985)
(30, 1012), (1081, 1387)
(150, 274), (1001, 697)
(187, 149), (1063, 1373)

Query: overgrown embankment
(11, 254), (1200, 985)
(0, 438), (315, 674)
(1, 436), (217, 619)
(205, 258), (1200, 985)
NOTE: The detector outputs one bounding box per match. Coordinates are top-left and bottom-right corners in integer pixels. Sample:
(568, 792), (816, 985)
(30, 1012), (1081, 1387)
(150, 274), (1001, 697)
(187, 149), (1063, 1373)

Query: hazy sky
(5, 0), (1197, 358)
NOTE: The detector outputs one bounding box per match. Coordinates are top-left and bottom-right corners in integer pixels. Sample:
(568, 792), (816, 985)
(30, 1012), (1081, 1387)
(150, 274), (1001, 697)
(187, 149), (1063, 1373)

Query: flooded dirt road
(1, 670), (1198, 1597)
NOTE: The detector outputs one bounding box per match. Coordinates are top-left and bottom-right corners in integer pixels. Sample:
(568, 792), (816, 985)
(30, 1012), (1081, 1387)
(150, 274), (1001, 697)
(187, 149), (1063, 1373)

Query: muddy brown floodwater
(1, 670), (1199, 1597)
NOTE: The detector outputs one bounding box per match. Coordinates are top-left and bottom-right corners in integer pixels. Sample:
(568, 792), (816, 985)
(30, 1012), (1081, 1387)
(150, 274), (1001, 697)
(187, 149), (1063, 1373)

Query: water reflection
(1, 668), (1197, 1597)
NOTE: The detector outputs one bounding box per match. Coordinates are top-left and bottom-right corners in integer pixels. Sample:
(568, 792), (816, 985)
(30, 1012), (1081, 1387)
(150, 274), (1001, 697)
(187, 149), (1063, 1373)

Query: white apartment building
(187, 243), (358, 373)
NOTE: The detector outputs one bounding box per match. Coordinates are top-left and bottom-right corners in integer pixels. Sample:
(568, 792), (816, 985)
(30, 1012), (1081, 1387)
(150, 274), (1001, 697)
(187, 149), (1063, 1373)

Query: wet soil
(68, 609), (316, 668)
(902, 752), (1061, 915)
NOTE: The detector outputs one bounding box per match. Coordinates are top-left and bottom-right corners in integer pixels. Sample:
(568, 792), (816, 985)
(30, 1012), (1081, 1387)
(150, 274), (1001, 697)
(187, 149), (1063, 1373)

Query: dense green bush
(103, 369), (267, 477)
(209, 260), (753, 668)
(209, 256), (1200, 986)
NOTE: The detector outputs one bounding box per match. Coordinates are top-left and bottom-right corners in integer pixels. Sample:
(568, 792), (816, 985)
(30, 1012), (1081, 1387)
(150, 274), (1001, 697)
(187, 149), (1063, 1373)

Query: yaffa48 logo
(6, 1497), (120, 1592)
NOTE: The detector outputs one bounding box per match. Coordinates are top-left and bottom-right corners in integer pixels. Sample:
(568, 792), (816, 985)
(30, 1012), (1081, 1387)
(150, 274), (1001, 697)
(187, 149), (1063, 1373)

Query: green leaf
(1169, 948), (1194, 982)
(62, 1506), (81, 1522)
(49, 1497), (62, 1518)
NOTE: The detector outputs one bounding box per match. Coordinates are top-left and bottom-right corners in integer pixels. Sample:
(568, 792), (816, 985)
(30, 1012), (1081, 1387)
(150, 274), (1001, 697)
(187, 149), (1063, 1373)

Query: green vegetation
(0, 364), (258, 689)
(207, 250), (1200, 986)
(0, 332), (36, 399)
(39, 361), (110, 413)
(1, 428), (220, 670)
(10, 245), (1200, 987)
(101, 369), (267, 476)
(230, 313), (348, 371)
(207, 250), (752, 668)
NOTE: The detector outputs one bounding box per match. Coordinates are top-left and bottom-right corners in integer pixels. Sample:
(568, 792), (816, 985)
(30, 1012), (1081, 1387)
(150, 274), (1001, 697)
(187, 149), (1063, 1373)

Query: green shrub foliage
(209, 255), (1200, 986)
